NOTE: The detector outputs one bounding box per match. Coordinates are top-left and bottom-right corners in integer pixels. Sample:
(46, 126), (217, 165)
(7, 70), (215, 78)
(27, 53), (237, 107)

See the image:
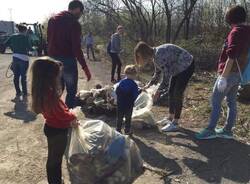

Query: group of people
(4, 0), (250, 183)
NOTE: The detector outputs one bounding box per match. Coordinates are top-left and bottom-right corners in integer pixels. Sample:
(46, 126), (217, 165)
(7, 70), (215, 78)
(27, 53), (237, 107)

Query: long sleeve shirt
(148, 44), (193, 92)
(110, 33), (121, 54)
(47, 11), (87, 69)
(218, 25), (250, 74)
(116, 78), (140, 110)
(5, 33), (32, 56)
(42, 98), (76, 129)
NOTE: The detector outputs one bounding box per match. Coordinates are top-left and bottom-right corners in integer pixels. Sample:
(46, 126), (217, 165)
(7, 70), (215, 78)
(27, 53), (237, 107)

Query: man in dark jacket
(47, 0), (91, 108)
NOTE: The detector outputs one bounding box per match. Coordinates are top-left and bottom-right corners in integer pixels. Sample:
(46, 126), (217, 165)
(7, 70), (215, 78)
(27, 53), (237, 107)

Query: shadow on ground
(72, 111), (250, 183)
(4, 99), (37, 123)
(133, 136), (182, 175)
(165, 128), (250, 183)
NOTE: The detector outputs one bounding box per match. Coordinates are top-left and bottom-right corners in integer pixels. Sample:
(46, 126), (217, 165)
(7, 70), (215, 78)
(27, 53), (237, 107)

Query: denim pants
(207, 73), (240, 131)
(44, 124), (68, 184)
(11, 57), (29, 96)
(53, 57), (78, 108)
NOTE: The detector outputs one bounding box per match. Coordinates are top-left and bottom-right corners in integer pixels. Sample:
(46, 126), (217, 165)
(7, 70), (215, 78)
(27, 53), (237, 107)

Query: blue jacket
(116, 78), (140, 110)
(85, 34), (94, 45)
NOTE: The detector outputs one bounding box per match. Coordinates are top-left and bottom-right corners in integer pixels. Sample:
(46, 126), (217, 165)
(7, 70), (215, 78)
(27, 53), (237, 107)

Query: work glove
(83, 66), (91, 81)
(217, 76), (227, 93)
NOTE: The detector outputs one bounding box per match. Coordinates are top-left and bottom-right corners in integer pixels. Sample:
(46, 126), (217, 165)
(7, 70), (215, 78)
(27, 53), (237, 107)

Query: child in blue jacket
(115, 65), (141, 135)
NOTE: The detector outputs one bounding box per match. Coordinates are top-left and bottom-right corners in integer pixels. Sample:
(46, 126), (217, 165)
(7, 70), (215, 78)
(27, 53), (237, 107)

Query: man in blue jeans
(47, 0), (91, 108)
(196, 6), (250, 140)
(5, 24), (32, 101)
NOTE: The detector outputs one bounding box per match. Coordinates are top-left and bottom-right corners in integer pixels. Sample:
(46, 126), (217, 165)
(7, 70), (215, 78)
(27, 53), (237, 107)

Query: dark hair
(226, 5), (247, 25)
(17, 24), (27, 32)
(68, 0), (84, 12)
(134, 41), (154, 64)
(117, 25), (123, 31)
(31, 57), (63, 114)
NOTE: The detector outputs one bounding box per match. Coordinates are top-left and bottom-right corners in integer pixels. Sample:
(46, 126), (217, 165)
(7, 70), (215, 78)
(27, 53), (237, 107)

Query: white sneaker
(156, 117), (171, 126)
(161, 122), (179, 132)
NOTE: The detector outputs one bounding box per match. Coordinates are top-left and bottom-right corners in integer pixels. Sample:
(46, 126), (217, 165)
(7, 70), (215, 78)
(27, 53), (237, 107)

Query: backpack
(107, 40), (111, 55)
(236, 48), (250, 104)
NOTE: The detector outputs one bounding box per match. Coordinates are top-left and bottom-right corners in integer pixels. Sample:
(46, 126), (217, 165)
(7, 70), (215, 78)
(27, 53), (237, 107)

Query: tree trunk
(173, 0), (197, 43)
(184, 15), (190, 40)
(163, 0), (172, 43)
(166, 14), (172, 43)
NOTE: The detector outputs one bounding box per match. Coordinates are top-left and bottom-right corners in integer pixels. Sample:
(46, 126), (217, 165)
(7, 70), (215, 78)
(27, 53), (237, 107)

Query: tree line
(81, 0), (249, 43)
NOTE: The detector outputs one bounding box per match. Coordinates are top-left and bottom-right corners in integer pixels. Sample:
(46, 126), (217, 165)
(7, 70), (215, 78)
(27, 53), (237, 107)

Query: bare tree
(172, 0), (198, 43)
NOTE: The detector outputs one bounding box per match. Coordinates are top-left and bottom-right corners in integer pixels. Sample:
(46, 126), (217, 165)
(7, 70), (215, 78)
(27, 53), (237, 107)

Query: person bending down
(134, 41), (195, 132)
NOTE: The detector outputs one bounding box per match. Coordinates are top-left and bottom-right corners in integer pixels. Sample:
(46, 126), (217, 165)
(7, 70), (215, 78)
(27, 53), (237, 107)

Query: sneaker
(216, 128), (234, 139)
(195, 128), (217, 140)
(11, 95), (21, 102)
(157, 117), (171, 126)
(161, 122), (179, 132)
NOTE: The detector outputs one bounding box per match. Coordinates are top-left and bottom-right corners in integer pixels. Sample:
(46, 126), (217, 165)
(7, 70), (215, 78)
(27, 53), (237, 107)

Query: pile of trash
(76, 85), (117, 115)
(76, 84), (159, 129)
(68, 120), (143, 184)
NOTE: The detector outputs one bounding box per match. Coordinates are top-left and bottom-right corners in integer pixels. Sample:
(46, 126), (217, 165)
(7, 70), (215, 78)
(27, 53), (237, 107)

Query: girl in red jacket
(31, 57), (79, 184)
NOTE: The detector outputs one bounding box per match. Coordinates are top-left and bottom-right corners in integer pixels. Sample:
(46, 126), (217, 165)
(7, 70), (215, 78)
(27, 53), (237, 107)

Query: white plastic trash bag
(68, 120), (143, 184)
(132, 84), (159, 128)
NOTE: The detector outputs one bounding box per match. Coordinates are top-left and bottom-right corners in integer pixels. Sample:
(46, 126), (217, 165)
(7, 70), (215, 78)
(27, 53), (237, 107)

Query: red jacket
(42, 98), (76, 129)
(47, 11), (87, 69)
(218, 25), (250, 74)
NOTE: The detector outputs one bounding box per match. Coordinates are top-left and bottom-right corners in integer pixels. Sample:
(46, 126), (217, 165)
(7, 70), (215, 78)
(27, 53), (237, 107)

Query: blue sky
(0, 0), (72, 23)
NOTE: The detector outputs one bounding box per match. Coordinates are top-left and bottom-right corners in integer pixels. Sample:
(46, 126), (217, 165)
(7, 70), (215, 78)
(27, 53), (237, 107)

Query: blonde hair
(124, 64), (137, 76)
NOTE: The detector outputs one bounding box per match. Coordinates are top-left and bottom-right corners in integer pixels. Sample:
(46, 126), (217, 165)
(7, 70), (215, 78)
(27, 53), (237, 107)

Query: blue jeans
(208, 73), (240, 131)
(53, 57), (78, 109)
(11, 57), (29, 96)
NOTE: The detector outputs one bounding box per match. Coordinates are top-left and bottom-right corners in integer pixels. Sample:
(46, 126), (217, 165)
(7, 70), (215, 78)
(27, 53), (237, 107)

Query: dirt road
(0, 53), (249, 184)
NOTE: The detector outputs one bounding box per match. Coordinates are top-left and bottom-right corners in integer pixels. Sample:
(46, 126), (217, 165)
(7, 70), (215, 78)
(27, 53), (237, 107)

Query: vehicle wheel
(0, 44), (6, 54)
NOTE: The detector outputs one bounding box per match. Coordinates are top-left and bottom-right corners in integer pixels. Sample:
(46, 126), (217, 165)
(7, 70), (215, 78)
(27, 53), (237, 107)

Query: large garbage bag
(68, 120), (143, 184)
(131, 85), (158, 128)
